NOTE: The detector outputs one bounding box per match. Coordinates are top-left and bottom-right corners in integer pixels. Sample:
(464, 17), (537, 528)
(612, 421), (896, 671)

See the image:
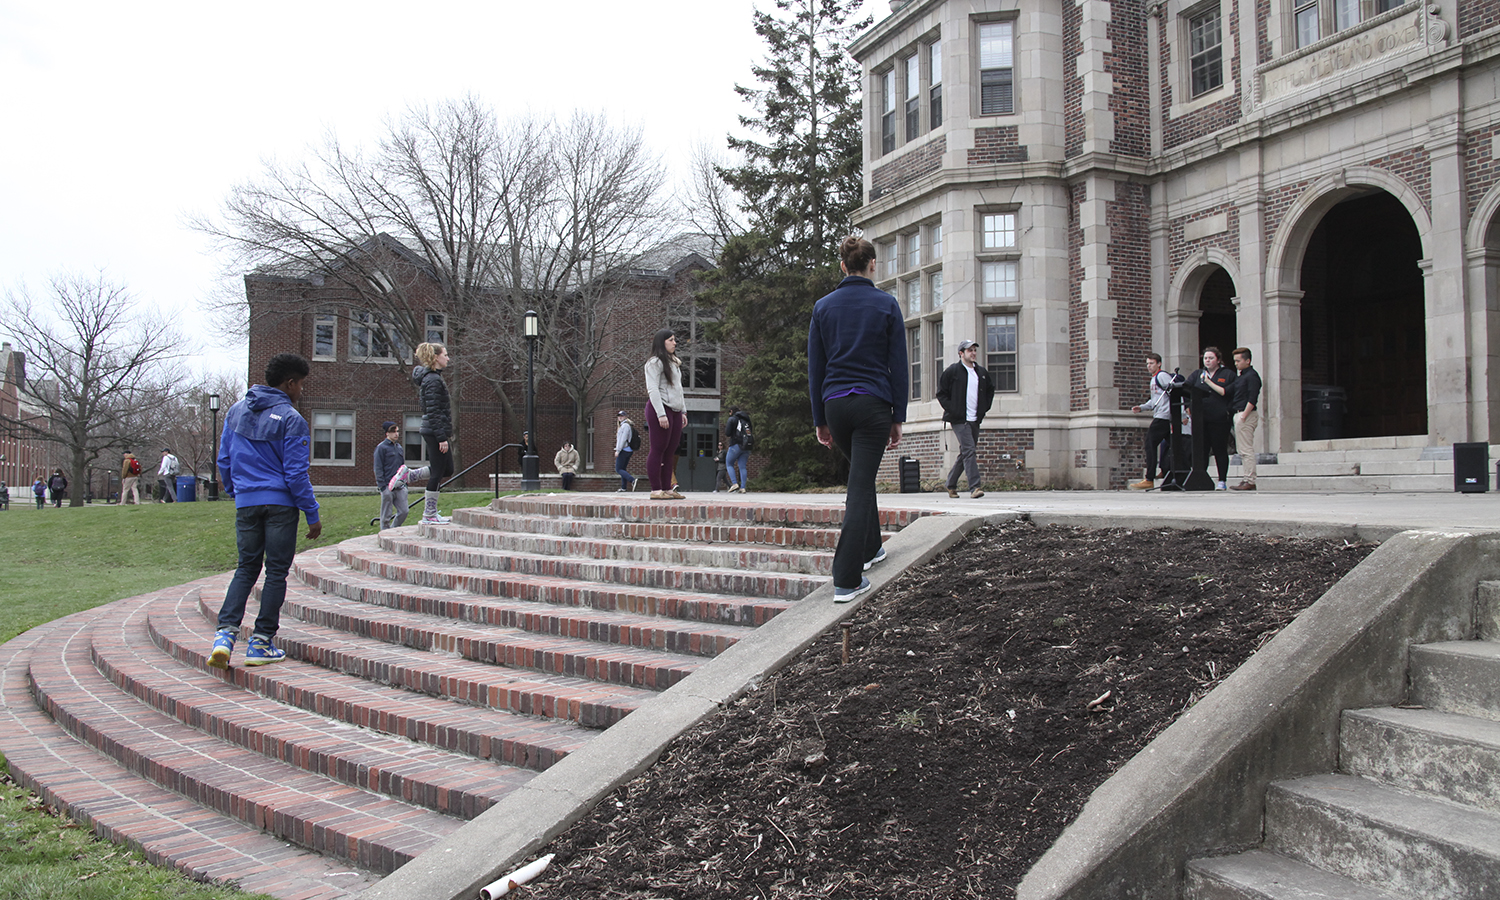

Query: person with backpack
(157, 448), (179, 503)
(614, 410), (641, 492)
(0, 480), (9, 511)
(724, 407), (753, 493)
(47, 468), (69, 507)
(33, 475), (46, 509)
(120, 451), (142, 504)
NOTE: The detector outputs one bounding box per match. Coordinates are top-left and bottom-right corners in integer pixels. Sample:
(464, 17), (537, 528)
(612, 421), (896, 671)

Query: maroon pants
(644, 405), (685, 491)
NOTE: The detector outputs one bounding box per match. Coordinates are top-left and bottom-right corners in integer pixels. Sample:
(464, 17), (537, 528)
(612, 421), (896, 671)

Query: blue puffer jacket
(216, 384), (320, 523)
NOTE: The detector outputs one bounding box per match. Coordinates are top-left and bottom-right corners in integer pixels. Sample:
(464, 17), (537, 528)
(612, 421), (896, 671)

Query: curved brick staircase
(0, 495), (932, 899)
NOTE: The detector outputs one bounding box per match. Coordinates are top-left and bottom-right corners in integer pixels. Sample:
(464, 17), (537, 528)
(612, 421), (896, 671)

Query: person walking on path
(157, 448), (179, 503)
(1130, 352), (1176, 490)
(1229, 347), (1263, 491)
(47, 468), (68, 507)
(32, 475), (46, 509)
(808, 236), (907, 603)
(403, 342), (454, 525)
(714, 441), (731, 492)
(120, 451), (142, 504)
(554, 442), (580, 490)
(208, 352), (321, 669)
(0, 480), (9, 510)
(1189, 347), (1236, 490)
(644, 328), (687, 500)
(375, 421), (429, 529)
(614, 411), (640, 492)
(724, 407), (753, 492)
(936, 339), (995, 499)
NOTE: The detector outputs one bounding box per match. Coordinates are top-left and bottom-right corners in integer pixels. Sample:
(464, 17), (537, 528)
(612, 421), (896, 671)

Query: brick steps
(487, 493), (933, 531)
(452, 506), (853, 549)
(0, 621), (382, 899)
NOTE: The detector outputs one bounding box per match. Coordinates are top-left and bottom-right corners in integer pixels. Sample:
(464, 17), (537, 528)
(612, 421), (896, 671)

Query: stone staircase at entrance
(0, 495), (933, 900)
(1186, 579), (1500, 898)
(1228, 436), (1498, 491)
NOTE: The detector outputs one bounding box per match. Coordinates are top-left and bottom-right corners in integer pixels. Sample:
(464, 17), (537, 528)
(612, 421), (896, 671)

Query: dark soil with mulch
(524, 521), (1376, 900)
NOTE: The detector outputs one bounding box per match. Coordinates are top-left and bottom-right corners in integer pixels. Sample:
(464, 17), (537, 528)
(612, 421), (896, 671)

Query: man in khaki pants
(1229, 347), (1262, 491)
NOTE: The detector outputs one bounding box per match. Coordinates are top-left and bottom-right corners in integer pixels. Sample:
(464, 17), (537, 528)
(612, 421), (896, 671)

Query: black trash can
(1302, 385), (1346, 441)
(899, 456), (921, 493)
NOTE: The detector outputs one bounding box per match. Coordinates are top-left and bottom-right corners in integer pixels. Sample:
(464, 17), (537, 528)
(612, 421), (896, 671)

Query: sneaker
(650, 490), (670, 500)
(728, 484), (740, 493)
(616, 488), (627, 492)
(1130, 479), (1154, 490)
(970, 489), (985, 499)
(1230, 482), (1257, 491)
(863, 547), (887, 571)
(386, 464), (410, 493)
(946, 488), (958, 498)
(669, 490), (686, 500)
(244, 635), (285, 666)
(631, 479), (642, 492)
(420, 513), (451, 525)
(207, 629), (235, 670)
(833, 577), (873, 603)
(1217, 481), (1228, 491)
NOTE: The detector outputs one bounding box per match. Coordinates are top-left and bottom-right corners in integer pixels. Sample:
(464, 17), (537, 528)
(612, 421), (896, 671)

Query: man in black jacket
(1229, 347), (1263, 491)
(936, 340), (996, 498)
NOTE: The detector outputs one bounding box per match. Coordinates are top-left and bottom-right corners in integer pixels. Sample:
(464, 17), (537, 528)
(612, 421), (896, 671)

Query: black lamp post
(208, 393), (222, 500)
(521, 310), (541, 491)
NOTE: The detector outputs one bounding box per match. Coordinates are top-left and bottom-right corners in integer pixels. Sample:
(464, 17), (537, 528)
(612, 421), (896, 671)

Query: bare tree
(158, 371), (246, 480)
(0, 272), (182, 507)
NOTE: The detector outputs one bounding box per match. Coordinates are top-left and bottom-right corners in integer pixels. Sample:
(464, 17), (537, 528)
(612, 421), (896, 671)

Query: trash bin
(176, 475), (197, 502)
(899, 456), (921, 493)
(1302, 385), (1346, 441)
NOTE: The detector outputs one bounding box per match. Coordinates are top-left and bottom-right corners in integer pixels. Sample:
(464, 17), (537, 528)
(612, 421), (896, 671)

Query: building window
(881, 69), (896, 154)
(403, 414), (428, 463)
(350, 311), (397, 362)
(931, 321), (944, 389)
(1188, 7), (1224, 97)
(908, 327), (922, 399)
(1295, 0), (1406, 47)
(906, 231), (922, 270)
(425, 312), (447, 344)
(928, 222), (942, 261)
(985, 314), (1018, 392)
(905, 277), (923, 316)
(313, 313), (336, 360)
(585, 416), (595, 470)
(982, 212), (1016, 250)
(981, 261), (1018, 302)
(312, 411), (355, 464)
(881, 240), (898, 279)
(928, 41), (943, 129)
(978, 21), (1015, 115)
(931, 271), (944, 309)
(670, 310), (720, 391)
(904, 55), (920, 141)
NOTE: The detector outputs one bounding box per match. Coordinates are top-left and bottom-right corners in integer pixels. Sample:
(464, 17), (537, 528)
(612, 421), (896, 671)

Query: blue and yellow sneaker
(244, 635), (286, 666)
(207, 629), (236, 669)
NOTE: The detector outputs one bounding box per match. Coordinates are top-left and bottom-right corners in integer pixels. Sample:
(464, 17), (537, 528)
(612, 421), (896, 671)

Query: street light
(521, 310), (541, 491)
(208, 393), (221, 501)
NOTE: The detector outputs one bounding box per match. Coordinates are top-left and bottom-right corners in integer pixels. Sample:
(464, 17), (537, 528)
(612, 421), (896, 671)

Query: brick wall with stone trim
(1110, 425), (1148, 489)
(1169, 205), (1241, 271)
(1465, 122), (1500, 216)
(1069, 182), (1089, 411)
(1111, 182), (1154, 408)
(1111, 0), (1152, 158)
(968, 127), (1029, 165)
(1263, 178), (1314, 257)
(871, 135), (947, 201)
(1369, 146), (1432, 216)
(1065, 0), (1085, 158)
(873, 427), (1036, 489)
(1461, 0), (1500, 39)
(1160, 9), (1245, 150)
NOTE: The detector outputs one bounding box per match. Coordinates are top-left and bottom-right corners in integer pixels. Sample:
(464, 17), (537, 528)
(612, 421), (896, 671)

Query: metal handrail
(405, 441), (524, 509)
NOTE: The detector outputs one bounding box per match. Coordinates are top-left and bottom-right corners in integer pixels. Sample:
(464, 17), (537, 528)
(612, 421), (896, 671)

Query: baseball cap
(958, 340), (979, 352)
(617, 409), (627, 416)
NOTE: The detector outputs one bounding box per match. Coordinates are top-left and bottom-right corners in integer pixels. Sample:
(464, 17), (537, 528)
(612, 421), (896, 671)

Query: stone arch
(1266, 166), (1432, 290)
(1165, 247), (1242, 369)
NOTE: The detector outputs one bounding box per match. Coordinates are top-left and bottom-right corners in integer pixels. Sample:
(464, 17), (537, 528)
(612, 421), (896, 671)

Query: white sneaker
(387, 464), (410, 492)
(1216, 481), (1227, 491)
(863, 547), (888, 571)
(833, 578), (873, 603)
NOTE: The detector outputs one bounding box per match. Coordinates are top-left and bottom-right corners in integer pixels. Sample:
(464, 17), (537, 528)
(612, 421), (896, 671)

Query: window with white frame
(1188, 6), (1224, 97)
(985, 313), (1019, 392)
(349, 311), (397, 362)
(982, 212), (1016, 250)
(978, 21), (1015, 115)
(930, 271), (944, 309)
(905, 277), (922, 317)
(907, 327), (922, 400)
(878, 218), (943, 322)
(928, 221), (942, 260)
(904, 54), (920, 141)
(931, 321), (944, 389)
(1295, 0), (1408, 47)
(978, 209), (1021, 304)
(906, 231), (922, 270)
(982, 261), (1018, 302)
(313, 313), (337, 360)
(670, 310), (720, 391)
(403, 414), (428, 463)
(424, 312), (447, 344)
(312, 411), (355, 464)
(880, 69), (896, 154)
(928, 41), (943, 129)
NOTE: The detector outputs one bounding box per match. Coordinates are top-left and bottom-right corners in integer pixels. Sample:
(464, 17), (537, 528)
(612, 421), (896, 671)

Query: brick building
(243, 235), (737, 493)
(0, 342), (61, 495)
(851, 0), (1500, 488)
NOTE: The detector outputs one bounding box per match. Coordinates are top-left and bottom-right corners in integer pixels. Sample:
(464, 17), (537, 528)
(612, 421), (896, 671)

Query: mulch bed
(523, 521), (1375, 899)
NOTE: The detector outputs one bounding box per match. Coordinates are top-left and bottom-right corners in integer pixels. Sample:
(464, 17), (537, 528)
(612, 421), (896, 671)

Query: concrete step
(1409, 641), (1500, 723)
(321, 541), (792, 628)
(1292, 435), (1437, 452)
(1341, 707), (1500, 814)
(376, 532), (828, 600)
(1265, 773), (1500, 899)
(149, 588), (598, 754)
(27, 609), (463, 874)
(1239, 474), (1452, 492)
(1478, 583), (1500, 640)
(96, 599), (543, 818)
(417, 519), (836, 575)
(1186, 848), (1402, 899)
(452, 506), (854, 550)
(0, 619), (382, 899)
(297, 546), (762, 654)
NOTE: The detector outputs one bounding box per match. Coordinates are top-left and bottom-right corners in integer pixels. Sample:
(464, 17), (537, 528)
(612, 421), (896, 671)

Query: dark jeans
(1143, 418), (1172, 478)
(1204, 419), (1232, 483)
(825, 394), (891, 590)
(216, 504), (300, 639)
(645, 405), (685, 491)
(615, 449), (636, 489)
(423, 434), (453, 491)
(560, 472), (575, 490)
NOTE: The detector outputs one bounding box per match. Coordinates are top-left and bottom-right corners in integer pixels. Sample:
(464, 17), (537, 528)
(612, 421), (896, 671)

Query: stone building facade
(851, 0), (1500, 488)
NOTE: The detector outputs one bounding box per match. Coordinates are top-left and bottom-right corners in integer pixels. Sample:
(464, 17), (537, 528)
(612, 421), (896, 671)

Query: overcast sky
(0, 0), (871, 377)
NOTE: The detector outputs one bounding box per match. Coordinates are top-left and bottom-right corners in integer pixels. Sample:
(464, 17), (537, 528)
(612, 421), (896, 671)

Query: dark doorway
(1196, 267), (1237, 367)
(676, 412), (720, 492)
(1299, 191), (1426, 439)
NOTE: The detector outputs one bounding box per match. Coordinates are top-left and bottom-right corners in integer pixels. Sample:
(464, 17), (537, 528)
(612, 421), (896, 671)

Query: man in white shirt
(157, 447), (180, 503)
(935, 340), (996, 499)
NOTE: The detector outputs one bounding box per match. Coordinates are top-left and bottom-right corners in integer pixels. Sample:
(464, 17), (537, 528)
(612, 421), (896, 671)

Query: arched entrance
(1196, 267), (1237, 360)
(1297, 191), (1426, 439)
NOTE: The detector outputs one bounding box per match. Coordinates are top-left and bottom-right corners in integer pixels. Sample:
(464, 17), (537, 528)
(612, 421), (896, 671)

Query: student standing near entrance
(808, 236), (907, 603)
(1229, 347), (1263, 491)
(1189, 347), (1236, 490)
(644, 328), (686, 500)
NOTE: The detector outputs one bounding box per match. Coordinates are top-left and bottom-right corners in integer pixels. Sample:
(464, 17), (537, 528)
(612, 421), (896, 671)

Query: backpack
(128, 458), (142, 476)
(627, 423), (641, 452)
(736, 417), (754, 452)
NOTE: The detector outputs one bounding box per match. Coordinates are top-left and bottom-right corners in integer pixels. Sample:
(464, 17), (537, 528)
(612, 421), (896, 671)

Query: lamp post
(208, 393), (221, 500)
(521, 310), (541, 491)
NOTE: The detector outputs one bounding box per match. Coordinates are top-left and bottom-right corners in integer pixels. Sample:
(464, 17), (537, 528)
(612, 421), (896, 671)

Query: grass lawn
(0, 490), (502, 899)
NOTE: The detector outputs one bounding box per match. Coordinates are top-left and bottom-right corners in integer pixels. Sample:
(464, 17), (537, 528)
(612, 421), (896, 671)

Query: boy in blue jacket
(208, 353), (322, 668)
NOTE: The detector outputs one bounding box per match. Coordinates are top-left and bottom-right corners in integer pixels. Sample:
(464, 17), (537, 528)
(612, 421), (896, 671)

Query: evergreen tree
(703, 0), (868, 487)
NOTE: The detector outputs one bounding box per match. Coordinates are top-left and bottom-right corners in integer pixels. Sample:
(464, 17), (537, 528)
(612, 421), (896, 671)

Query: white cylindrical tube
(479, 853), (555, 900)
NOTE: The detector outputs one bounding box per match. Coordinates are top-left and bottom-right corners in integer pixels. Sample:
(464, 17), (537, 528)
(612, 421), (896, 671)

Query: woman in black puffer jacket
(412, 342), (454, 524)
